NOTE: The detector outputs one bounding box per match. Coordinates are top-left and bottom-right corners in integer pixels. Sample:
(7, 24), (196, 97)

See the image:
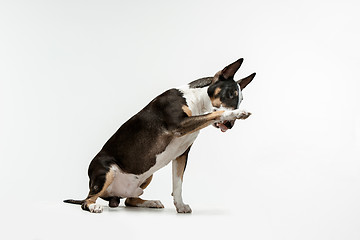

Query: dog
(64, 58), (255, 213)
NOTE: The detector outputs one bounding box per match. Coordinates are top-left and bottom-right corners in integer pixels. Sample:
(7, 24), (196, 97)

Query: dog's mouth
(213, 120), (235, 132)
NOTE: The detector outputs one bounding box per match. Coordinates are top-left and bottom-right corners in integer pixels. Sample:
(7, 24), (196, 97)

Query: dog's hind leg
(125, 175), (164, 208)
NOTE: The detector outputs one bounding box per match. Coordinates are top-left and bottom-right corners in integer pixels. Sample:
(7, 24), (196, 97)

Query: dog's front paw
(88, 203), (103, 213)
(221, 109), (251, 121)
(237, 110), (251, 120)
(175, 203), (192, 213)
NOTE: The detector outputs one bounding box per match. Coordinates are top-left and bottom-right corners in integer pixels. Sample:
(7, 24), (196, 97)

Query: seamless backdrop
(1, 1), (360, 240)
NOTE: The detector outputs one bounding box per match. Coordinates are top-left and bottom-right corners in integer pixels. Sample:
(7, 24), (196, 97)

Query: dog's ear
(237, 72), (256, 90)
(213, 58), (243, 83)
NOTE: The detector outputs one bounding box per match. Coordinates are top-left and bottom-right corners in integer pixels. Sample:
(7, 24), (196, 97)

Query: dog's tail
(63, 199), (85, 205)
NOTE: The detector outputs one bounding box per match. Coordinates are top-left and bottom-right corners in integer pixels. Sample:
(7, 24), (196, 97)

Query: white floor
(3, 141), (360, 240)
(5, 200), (246, 240)
(4, 190), (360, 240)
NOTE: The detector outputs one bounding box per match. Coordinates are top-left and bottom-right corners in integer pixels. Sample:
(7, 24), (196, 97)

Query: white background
(1, 0), (360, 239)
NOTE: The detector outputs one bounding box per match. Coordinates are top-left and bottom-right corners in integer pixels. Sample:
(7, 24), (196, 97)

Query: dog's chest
(149, 132), (199, 173)
(147, 88), (209, 176)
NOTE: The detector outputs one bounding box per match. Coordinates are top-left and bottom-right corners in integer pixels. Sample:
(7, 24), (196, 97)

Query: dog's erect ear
(213, 58), (243, 83)
(237, 72), (256, 90)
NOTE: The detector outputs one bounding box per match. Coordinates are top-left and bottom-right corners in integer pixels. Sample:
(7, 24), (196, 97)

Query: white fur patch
(144, 132), (199, 179)
(138, 200), (164, 208)
(178, 85), (213, 115)
(104, 165), (144, 198)
(237, 83), (243, 108)
(88, 203), (103, 213)
(175, 203), (192, 213)
(220, 109), (249, 121)
(172, 152), (192, 213)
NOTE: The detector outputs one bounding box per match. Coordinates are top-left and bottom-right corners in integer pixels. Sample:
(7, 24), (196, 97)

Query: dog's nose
(224, 120), (235, 129)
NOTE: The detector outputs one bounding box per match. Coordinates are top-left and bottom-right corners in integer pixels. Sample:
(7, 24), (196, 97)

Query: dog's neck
(179, 85), (213, 116)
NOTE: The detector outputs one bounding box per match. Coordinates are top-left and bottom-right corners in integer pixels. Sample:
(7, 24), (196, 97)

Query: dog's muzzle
(213, 120), (235, 132)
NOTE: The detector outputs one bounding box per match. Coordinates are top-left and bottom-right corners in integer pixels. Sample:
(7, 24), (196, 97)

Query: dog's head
(207, 58), (256, 132)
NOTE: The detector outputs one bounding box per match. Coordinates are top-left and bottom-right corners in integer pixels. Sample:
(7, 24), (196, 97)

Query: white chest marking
(140, 132), (199, 180)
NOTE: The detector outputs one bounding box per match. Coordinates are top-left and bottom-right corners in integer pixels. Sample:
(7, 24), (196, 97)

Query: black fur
(207, 79), (240, 110)
(63, 199), (84, 205)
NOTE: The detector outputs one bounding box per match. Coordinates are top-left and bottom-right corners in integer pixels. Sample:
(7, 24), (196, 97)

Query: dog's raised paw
(88, 203), (103, 213)
(221, 109), (251, 121)
(237, 111), (251, 119)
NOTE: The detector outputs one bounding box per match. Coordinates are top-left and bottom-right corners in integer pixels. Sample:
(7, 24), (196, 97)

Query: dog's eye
(227, 91), (234, 99)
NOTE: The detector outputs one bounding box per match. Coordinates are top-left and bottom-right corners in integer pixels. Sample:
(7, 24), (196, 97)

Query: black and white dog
(64, 58), (255, 213)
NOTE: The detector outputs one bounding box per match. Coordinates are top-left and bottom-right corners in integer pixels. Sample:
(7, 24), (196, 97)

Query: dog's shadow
(104, 205), (229, 216)
(104, 205), (175, 215)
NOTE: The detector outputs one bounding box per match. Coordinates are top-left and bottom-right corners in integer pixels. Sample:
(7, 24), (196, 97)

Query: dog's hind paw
(142, 200), (164, 208)
(144, 200), (165, 208)
(88, 203), (103, 213)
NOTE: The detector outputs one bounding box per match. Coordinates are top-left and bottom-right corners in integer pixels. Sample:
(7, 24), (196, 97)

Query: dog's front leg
(175, 111), (224, 136)
(175, 109), (251, 137)
(172, 146), (192, 213)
